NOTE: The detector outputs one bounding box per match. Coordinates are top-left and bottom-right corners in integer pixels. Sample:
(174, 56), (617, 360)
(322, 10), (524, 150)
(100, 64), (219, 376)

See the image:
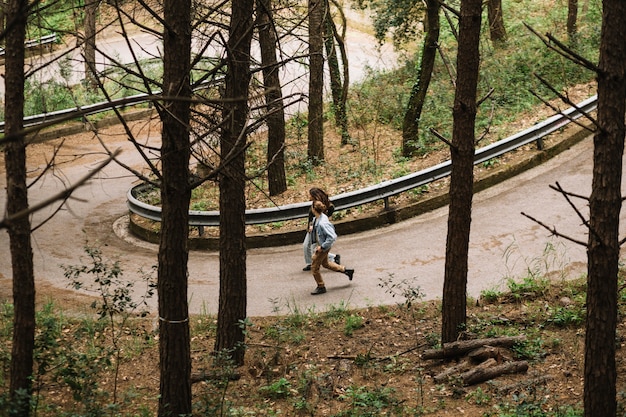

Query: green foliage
(30, 0), (81, 37)
(507, 275), (550, 302)
(545, 305), (585, 328)
(60, 244), (156, 407)
(335, 385), (403, 416)
(511, 336), (545, 361)
(344, 314), (364, 336)
(378, 274), (424, 310)
(62, 245), (156, 320)
(466, 387), (491, 406)
(354, 0), (426, 48)
(480, 287), (503, 304)
(259, 377), (293, 399)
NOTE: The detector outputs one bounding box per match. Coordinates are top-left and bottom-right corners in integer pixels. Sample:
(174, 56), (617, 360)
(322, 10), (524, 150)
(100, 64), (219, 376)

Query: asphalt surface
(3, 130), (624, 317)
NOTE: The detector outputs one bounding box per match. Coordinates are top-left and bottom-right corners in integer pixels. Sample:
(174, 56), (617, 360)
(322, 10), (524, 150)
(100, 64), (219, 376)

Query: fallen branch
(461, 360), (529, 386)
(422, 335), (526, 360)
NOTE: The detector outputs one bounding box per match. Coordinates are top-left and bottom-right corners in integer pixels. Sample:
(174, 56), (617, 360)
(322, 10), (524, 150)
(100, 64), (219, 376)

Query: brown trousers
(311, 248), (345, 287)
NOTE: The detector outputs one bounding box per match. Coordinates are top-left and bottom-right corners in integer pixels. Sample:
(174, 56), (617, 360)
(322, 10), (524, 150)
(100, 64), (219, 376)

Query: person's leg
(311, 249), (327, 294)
(322, 255), (344, 272)
(303, 232), (313, 270)
(323, 255), (355, 280)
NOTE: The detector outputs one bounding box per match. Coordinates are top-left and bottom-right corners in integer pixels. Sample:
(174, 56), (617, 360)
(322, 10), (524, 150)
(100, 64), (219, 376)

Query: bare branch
(532, 73), (599, 130)
(477, 88), (494, 107)
(523, 23), (598, 72)
(548, 183), (589, 201)
(0, 149), (121, 231)
(551, 181), (597, 241)
(429, 127), (454, 150)
(520, 211), (587, 246)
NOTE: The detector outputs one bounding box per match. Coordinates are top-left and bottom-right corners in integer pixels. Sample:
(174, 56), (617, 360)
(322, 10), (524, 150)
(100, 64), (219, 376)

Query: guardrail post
(384, 196), (389, 210)
(536, 138), (544, 150)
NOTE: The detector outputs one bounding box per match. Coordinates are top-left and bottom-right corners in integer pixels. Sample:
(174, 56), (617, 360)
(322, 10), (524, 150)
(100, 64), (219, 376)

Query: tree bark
(216, 0), (253, 366)
(84, 0), (98, 90)
(4, 1), (35, 415)
(307, 0), (325, 164)
(487, 0), (506, 44)
(401, 0), (440, 157)
(324, 2), (349, 145)
(584, 1), (626, 416)
(567, 0), (578, 41)
(256, 0), (287, 196)
(157, 1), (192, 415)
(441, 0), (481, 344)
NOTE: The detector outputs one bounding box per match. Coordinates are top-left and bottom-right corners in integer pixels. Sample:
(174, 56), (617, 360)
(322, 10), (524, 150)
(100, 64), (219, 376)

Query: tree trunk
(584, 1), (626, 416)
(307, 0), (324, 164)
(401, 0), (440, 157)
(4, 1), (35, 415)
(215, 0), (253, 366)
(256, 0), (287, 196)
(487, 0), (506, 44)
(324, 3), (349, 145)
(567, 0), (578, 42)
(0, 1), (7, 46)
(157, 1), (192, 415)
(441, 0), (481, 344)
(84, 0), (98, 90)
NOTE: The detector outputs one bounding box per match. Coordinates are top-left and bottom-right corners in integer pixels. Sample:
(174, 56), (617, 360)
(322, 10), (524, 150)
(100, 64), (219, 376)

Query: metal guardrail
(127, 95), (598, 227)
(0, 80), (219, 134)
(0, 91), (153, 133)
(0, 33), (57, 57)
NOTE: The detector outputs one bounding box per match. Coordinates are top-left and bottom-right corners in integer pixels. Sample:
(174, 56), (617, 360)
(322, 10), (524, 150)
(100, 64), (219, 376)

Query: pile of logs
(422, 335), (529, 386)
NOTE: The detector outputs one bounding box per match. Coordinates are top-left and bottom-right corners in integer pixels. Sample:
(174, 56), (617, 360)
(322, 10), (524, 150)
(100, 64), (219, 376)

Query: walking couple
(302, 188), (354, 295)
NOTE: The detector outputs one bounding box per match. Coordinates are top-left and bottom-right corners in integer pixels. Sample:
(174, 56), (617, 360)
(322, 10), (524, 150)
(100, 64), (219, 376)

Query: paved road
(3, 131), (624, 317)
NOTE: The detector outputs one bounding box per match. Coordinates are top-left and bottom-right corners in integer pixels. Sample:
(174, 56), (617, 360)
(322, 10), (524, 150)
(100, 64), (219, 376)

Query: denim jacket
(313, 213), (337, 251)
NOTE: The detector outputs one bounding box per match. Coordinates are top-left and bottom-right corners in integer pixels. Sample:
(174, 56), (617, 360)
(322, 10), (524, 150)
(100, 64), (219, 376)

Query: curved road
(2, 131), (624, 317)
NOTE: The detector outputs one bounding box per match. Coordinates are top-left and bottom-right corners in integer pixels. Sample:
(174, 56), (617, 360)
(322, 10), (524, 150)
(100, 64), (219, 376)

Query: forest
(1, 0), (625, 416)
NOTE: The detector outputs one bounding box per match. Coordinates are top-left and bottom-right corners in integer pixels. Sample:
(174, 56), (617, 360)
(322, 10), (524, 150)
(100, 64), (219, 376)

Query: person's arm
(317, 220), (337, 251)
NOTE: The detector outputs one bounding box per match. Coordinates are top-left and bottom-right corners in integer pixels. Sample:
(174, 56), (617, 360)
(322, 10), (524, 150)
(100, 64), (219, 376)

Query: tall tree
(157, 0), (192, 415)
(4, 1), (35, 415)
(401, 0), (440, 157)
(307, 0), (324, 164)
(584, 1), (626, 415)
(83, 0), (98, 90)
(256, 0), (287, 196)
(324, 1), (350, 145)
(567, 0), (578, 41)
(487, 0), (506, 44)
(216, 0), (254, 366)
(441, 0), (482, 344)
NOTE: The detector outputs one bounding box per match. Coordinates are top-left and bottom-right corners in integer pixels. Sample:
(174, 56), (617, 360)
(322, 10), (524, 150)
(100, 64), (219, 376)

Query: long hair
(309, 187), (332, 210)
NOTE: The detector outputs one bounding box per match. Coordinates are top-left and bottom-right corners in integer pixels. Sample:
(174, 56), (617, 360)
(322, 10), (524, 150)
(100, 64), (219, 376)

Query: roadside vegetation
(0, 242), (618, 416)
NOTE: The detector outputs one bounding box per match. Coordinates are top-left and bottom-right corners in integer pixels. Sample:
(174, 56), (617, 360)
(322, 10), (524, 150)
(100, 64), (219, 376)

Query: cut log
(433, 360), (472, 384)
(422, 335), (526, 360)
(467, 346), (512, 363)
(460, 360), (529, 386)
